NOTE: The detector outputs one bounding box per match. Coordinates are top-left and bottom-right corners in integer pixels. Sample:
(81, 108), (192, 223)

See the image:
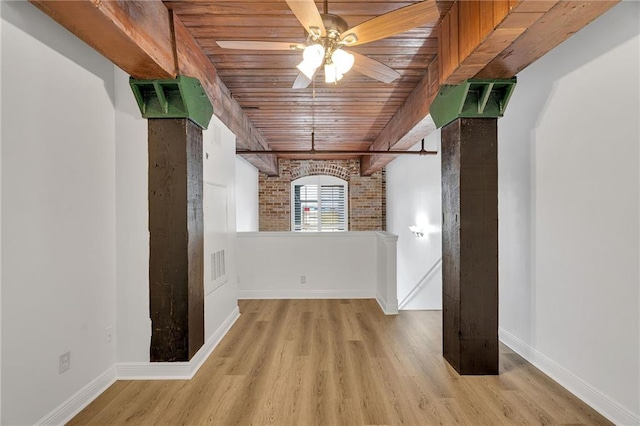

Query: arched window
(291, 175), (348, 231)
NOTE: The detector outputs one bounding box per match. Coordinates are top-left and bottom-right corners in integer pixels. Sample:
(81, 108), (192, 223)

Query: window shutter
(302, 185), (318, 231)
(294, 184), (320, 231)
(294, 185), (302, 231)
(319, 185), (345, 231)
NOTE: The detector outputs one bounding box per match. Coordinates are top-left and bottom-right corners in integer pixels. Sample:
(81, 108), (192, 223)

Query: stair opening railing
(398, 257), (442, 310)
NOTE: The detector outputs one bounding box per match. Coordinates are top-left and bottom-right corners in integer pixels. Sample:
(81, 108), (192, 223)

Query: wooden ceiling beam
(361, 0), (619, 175)
(361, 59), (440, 175)
(29, 0), (278, 176)
(29, 0), (176, 79)
(440, 0), (619, 85)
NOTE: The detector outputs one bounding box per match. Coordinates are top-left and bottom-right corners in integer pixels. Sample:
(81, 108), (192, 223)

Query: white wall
(386, 132), (442, 310)
(114, 67), (150, 363)
(1, 2), (117, 424)
(202, 116), (239, 340)
(235, 156), (259, 232)
(237, 232), (379, 299)
(499, 2), (640, 424)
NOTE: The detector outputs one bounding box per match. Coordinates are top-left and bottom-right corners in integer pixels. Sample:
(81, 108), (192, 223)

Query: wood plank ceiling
(164, 1), (453, 159)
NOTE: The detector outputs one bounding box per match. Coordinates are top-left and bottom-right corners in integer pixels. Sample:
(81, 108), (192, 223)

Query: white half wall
(236, 231), (398, 313)
(1, 2), (118, 424)
(235, 156), (259, 232)
(386, 132), (442, 310)
(237, 232), (376, 298)
(499, 2), (640, 424)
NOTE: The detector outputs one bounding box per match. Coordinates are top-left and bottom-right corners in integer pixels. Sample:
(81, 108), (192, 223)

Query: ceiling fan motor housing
(321, 14), (349, 38)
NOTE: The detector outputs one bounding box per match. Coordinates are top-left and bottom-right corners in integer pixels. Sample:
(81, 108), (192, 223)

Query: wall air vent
(211, 250), (226, 283)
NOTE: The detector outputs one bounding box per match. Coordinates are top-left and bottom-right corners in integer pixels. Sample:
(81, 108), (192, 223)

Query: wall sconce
(409, 225), (424, 238)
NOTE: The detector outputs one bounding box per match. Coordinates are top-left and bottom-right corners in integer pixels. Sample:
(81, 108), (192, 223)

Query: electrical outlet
(300, 275), (306, 284)
(105, 325), (113, 343)
(59, 351), (70, 374)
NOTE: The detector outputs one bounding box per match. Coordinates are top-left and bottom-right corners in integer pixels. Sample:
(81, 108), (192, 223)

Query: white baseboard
(117, 306), (240, 380)
(499, 328), (639, 426)
(237, 289), (376, 299)
(35, 366), (117, 426)
(35, 307), (241, 425)
(376, 292), (398, 315)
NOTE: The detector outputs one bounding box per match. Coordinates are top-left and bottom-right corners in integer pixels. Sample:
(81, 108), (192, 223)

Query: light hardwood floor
(69, 299), (611, 425)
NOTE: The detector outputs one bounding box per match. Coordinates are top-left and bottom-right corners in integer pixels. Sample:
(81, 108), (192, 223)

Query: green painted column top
(130, 75), (214, 130)
(430, 78), (517, 128)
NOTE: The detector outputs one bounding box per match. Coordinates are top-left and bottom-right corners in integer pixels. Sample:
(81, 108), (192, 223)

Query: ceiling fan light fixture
(297, 43), (325, 79)
(331, 49), (354, 74)
(297, 59), (318, 80)
(302, 43), (325, 68)
(324, 62), (343, 84)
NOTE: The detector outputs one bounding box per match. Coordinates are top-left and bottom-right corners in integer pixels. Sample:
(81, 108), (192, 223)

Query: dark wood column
(148, 118), (204, 362)
(441, 117), (498, 375)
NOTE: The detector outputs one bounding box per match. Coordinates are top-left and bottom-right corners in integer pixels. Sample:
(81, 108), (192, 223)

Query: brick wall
(259, 159), (385, 231)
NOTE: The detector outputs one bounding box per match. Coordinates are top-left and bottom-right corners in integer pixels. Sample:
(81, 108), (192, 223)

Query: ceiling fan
(216, 0), (440, 89)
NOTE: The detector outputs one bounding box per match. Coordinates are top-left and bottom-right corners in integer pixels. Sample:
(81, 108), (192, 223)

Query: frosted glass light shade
(303, 44), (325, 68)
(332, 49), (354, 74)
(297, 60), (318, 79)
(324, 62), (343, 83)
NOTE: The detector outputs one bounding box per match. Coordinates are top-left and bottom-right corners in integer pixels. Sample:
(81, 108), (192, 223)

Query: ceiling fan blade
(350, 52), (400, 84)
(286, 0), (326, 37)
(292, 72), (312, 89)
(217, 40), (304, 51)
(340, 0), (439, 46)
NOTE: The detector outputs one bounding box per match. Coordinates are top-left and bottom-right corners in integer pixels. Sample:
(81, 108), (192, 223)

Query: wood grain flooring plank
(65, 381), (133, 425)
(339, 301), (365, 341)
(346, 340), (390, 425)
